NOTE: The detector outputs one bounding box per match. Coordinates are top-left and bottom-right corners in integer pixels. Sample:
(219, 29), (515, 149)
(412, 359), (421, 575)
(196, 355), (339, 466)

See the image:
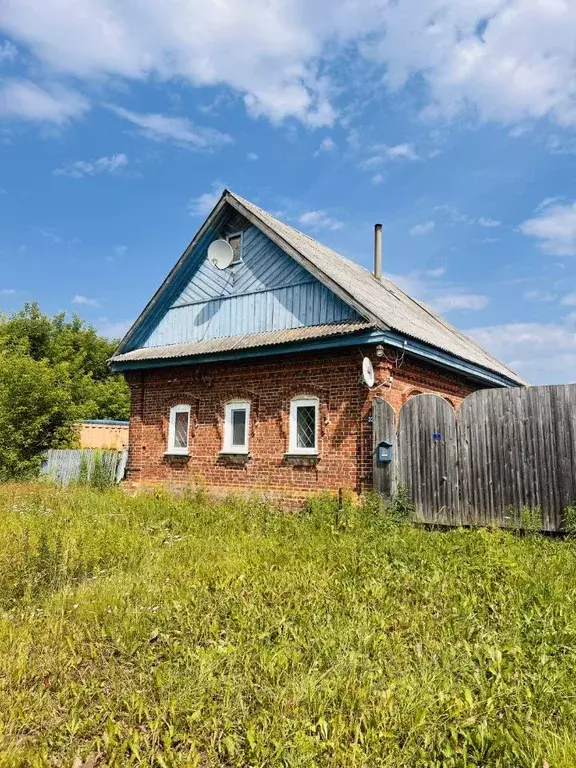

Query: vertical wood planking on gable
(134, 210), (364, 350)
(143, 280), (359, 347)
(172, 225), (313, 306)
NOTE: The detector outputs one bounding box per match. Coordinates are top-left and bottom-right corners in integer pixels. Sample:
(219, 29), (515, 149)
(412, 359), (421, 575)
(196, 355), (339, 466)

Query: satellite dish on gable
(362, 357), (375, 388)
(208, 239), (234, 269)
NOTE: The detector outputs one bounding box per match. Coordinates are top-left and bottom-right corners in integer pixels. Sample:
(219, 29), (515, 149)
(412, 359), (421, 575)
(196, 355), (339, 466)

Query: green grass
(1, 485), (576, 767)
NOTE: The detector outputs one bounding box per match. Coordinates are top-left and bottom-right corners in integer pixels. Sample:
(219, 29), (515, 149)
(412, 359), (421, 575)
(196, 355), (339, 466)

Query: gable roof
(111, 189), (525, 386)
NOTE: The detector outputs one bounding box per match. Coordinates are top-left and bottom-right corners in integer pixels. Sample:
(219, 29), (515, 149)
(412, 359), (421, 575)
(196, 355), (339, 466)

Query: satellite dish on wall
(208, 239), (234, 269)
(362, 357), (375, 388)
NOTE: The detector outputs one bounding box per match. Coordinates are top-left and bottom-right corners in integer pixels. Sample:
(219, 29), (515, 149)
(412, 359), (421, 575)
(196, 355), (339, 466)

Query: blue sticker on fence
(433, 432), (442, 440)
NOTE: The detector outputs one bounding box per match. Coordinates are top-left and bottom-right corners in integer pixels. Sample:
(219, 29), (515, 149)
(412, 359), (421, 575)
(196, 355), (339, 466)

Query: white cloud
(561, 292), (576, 307)
(316, 136), (336, 154)
(246, 151), (258, 161)
(109, 106), (232, 150)
(54, 153), (128, 178)
(371, 173), (383, 185)
(546, 135), (576, 155)
(388, 268), (488, 315)
(468, 322), (576, 384)
(298, 209), (343, 231)
(435, 205), (502, 229)
(386, 143), (419, 160)
(430, 292), (488, 313)
(0, 40), (17, 62)
(114, 244), (128, 257)
(0, 1), (340, 127)
(37, 227), (62, 244)
(368, 0), (576, 129)
(433, 205), (474, 225)
(188, 181), (224, 217)
(478, 217), (501, 228)
(536, 196), (565, 212)
(0, 288), (15, 295)
(409, 220), (435, 236)
(72, 294), (99, 307)
(2, 0), (576, 133)
(524, 289), (556, 302)
(520, 200), (576, 256)
(0, 79), (89, 125)
(361, 142), (419, 169)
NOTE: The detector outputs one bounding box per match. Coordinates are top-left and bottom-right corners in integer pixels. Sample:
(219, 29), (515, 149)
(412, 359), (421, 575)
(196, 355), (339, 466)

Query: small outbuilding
(109, 190), (524, 503)
(78, 419), (129, 450)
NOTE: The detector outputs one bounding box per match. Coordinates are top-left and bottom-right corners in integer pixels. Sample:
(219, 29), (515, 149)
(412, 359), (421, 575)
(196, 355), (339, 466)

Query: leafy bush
(563, 503), (576, 537)
(387, 484), (416, 522)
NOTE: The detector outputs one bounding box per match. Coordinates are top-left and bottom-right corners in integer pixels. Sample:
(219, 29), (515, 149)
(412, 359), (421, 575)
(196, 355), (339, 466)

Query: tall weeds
(0, 484), (575, 767)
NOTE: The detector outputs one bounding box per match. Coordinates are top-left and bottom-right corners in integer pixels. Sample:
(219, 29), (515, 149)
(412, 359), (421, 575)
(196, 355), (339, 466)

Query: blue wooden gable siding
(140, 224), (361, 349)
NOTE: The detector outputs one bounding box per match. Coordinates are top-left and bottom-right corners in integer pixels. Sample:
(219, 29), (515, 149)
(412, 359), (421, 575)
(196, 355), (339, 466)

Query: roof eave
(110, 328), (524, 387)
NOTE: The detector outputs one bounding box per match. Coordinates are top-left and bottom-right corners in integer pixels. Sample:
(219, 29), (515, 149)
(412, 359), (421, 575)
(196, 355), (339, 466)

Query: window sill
(163, 450), (190, 459)
(283, 453), (320, 467)
(218, 451), (251, 465)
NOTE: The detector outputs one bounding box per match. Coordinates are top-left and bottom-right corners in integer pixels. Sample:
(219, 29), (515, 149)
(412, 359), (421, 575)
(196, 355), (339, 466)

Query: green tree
(0, 353), (80, 479)
(0, 303), (129, 420)
(0, 303), (130, 478)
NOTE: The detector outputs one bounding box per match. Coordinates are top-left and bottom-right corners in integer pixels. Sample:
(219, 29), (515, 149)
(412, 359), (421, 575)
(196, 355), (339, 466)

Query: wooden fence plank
(372, 398), (396, 498)
(397, 395), (459, 525)
(40, 449), (124, 486)
(395, 384), (576, 531)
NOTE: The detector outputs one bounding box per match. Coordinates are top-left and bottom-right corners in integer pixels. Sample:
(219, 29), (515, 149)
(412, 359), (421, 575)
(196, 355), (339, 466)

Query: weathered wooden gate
(458, 386), (576, 531)
(373, 384), (576, 531)
(397, 395), (460, 526)
(372, 398), (396, 497)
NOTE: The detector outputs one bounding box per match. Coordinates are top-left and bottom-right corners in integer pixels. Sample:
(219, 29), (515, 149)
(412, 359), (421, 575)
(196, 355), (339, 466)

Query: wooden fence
(40, 449), (128, 486)
(373, 384), (576, 531)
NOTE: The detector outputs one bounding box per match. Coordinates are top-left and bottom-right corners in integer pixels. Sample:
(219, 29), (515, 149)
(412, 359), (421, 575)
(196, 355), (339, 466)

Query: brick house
(110, 190), (524, 503)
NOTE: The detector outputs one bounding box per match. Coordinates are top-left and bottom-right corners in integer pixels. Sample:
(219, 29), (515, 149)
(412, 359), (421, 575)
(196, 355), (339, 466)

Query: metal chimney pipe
(374, 223), (382, 280)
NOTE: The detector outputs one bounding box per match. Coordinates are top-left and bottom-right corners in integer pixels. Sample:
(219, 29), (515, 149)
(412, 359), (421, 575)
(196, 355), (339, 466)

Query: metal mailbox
(377, 440), (393, 463)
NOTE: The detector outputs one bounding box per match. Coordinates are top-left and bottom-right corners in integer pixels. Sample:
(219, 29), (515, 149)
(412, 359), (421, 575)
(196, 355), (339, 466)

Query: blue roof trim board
(111, 190), (525, 387)
(82, 419), (130, 426)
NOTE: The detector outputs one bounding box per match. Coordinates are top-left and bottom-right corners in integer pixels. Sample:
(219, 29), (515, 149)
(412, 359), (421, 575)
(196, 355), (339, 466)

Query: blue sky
(1, 0), (576, 385)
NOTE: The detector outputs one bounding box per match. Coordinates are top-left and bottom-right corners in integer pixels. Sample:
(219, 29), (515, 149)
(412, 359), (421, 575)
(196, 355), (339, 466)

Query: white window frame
(166, 404), (191, 455)
(226, 231), (243, 265)
(289, 397), (319, 455)
(222, 400), (251, 454)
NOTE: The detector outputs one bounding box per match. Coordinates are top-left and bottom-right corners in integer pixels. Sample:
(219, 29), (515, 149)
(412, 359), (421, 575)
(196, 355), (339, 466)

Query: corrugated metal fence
(373, 384), (576, 531)
(40, 449), (128, 486)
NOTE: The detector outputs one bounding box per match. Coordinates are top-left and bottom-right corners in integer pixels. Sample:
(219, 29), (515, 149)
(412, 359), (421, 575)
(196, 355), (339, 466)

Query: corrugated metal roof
(227, 191), (525, 385)
(111, 321), (373, 363)
(82, 420), (130, 426)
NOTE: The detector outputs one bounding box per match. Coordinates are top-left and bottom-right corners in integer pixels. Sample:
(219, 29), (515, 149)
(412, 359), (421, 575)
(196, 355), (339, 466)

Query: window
(227, 232), (243, 264)
(289, 397), (319, 455)
(223, 400), (250, 453)
(167, 404), (191, 455)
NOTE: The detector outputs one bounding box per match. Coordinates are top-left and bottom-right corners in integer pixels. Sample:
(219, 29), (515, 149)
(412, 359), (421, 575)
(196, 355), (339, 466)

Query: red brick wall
(124, 345), (479, 502)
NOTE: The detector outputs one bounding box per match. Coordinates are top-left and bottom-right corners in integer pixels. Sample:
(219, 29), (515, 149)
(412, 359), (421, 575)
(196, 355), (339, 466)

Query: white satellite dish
(362, 357), (375, 388)
(208, 239), (234, 269)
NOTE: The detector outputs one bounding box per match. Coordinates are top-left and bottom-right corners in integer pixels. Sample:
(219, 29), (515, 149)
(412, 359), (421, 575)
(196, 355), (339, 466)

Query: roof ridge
(226, 190), (525, 385)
